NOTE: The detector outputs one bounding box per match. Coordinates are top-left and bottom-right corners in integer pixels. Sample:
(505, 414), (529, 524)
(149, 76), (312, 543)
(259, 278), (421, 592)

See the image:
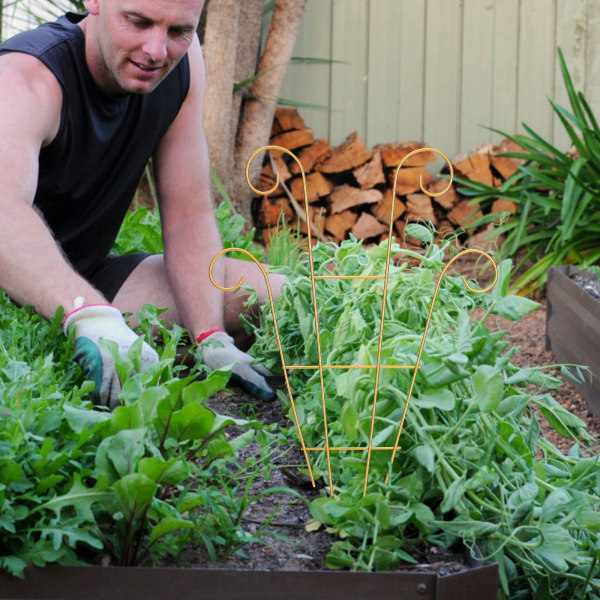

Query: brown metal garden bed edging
(546, 265), (600, 417)
(0, 562), (498, 600)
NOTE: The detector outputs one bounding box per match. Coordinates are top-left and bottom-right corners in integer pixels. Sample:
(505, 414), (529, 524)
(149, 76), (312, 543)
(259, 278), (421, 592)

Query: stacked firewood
(252, 108), (523, 248)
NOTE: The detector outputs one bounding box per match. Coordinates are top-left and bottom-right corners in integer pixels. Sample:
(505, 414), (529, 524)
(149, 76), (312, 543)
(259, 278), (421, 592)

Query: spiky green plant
(457, 47), (600, 296)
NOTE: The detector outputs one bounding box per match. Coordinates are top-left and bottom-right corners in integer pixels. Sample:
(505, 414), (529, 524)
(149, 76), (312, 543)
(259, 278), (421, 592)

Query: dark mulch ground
(164, 297), (600, 573)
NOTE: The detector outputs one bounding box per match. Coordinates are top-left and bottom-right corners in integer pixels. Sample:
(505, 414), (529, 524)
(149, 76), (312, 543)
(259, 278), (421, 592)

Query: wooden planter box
(546, 265), (600, 416)
(0, 560), (498, 600)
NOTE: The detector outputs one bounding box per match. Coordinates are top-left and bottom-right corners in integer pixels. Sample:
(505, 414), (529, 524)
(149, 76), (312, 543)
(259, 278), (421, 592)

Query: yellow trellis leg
(383, 249), (498, 486)
(363, 148), (456, 495)
(209, 247), (316, 488)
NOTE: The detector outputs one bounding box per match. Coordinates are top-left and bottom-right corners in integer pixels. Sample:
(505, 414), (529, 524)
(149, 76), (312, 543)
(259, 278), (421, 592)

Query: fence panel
(282, 0), (600, 157)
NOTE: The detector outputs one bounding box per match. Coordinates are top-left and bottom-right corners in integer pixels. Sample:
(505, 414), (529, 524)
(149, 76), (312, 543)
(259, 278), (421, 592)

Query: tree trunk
(202, 0), (241, 201)
(201, 0), (307, 227)
(234, 0), (307, 224)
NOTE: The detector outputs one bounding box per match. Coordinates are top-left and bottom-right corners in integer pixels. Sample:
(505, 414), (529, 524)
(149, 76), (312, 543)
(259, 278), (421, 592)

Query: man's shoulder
(0, 14), (81, 58)
(0, 14), (83, 110)
(0, 50), (63, 146)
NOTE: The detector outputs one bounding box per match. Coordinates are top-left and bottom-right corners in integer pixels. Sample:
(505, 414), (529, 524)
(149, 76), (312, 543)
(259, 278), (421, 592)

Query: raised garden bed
(0, 558), (498, 600)
(546, 265), (600, 417)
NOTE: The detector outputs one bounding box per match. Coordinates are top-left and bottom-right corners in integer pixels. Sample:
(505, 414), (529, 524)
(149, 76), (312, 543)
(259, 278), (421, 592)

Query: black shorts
(86, 252), (150, 302)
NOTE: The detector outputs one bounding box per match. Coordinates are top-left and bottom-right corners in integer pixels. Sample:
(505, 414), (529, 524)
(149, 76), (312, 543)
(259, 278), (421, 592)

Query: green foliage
(112, 202), (264, 262)
(0, 297), (293, 576)
(265, 216), (306, 267)
(250, 236), (600, 598)
(111, 207), (164, 256)
(456, 47), (600, 295)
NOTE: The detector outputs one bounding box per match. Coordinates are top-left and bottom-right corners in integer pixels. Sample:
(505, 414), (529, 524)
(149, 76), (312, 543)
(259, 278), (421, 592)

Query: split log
(325, 210), (358, 241)
(271, 107), (306, 135)
(351, 213), (388, 239)
(405, 193), (437, 225)
(451, 143), (494, 186)
(317, 132), (372, 173)
(491, 198), (518, 214)
(447, 199), (484, 229)
(272, 153), (292, 182)
(290, 171), (334, 204)
(256, 196), (294, 227)
(329, 185), (382, 214)
(388, 167), (433, 195)
(372, 188), (406, 224)
(270, 128), (315, 153)
(375, 141), (437, 168)
(289, 139), (332, 175)
(490, 138), (525, 180)
(427, 178), (458, 210)
(353, 150), (386, 189)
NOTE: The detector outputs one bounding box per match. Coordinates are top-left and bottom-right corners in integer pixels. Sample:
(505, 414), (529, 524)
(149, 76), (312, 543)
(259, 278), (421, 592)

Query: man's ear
(85, 0), (101, 16)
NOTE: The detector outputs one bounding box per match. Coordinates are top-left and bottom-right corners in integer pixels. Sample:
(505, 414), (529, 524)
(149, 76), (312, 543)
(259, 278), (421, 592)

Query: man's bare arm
(0, 53), (106, 317)
(153, 36), (225, 340)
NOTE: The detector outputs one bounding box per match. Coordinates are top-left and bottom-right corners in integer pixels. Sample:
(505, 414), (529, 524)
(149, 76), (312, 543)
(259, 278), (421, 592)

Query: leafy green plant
(0, 296), (295, 576)
(249, 232), (600, 599)
(456, 47), (600, 295)
(112, 201), (264, 262)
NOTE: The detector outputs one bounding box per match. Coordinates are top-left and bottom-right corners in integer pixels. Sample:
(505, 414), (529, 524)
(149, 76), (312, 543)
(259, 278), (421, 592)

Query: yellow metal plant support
(209, 145), (497, 497)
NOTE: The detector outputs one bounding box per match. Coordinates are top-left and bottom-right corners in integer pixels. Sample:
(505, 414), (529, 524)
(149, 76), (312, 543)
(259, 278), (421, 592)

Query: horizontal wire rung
(286, 365), (420, 370)
(313, 275), (386, 280)
(306, 446), (399, 451)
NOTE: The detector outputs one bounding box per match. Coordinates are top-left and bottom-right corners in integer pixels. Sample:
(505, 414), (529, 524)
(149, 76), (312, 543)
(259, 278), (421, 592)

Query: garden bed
(2, 246), (599, 599)
(546, 265), (600, 420)
(2, 296), (595, 599)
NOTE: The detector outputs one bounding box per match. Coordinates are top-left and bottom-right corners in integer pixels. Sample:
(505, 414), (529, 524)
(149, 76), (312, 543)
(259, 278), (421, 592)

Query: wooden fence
(280, 0), (600, 160)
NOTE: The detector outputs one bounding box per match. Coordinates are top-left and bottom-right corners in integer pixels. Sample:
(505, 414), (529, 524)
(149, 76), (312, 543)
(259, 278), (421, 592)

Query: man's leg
(112, 254), (284, 345)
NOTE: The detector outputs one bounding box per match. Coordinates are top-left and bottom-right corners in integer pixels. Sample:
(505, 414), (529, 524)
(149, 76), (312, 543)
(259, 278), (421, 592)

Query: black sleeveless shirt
(0, 13), (190, 277)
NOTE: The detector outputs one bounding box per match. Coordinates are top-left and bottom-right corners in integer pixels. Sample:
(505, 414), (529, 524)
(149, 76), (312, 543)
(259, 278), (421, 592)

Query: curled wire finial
(444, 248), (498, 293)
(209, 248), (246, 291)
(245, 145), (308, 196)
(391, 148), (453, 199)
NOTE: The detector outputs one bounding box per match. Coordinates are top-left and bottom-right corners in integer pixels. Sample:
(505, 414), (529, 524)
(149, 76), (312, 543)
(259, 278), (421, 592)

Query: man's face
(84, 0), (204, 95)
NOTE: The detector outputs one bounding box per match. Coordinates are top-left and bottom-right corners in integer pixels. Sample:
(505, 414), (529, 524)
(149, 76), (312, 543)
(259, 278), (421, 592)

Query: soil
(162, 299), (600, 574)
(572, 270), (600, 302)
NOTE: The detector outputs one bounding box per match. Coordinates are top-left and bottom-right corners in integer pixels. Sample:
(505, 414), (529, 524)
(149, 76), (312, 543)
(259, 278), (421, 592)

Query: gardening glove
(197, 329), (275, 401)
(63, 300), (159, 409)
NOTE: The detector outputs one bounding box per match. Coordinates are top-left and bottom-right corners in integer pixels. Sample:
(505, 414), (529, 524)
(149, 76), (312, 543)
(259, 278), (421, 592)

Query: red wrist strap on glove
(196, 328), (226, 343)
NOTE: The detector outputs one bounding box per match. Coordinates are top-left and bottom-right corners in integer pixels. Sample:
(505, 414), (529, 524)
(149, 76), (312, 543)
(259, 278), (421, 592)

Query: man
(0, 0), (283, 407)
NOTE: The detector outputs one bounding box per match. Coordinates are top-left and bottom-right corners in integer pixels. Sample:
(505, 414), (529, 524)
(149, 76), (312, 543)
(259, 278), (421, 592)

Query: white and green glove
(63, 301), (158, 409)
(197, 329), (275, 401)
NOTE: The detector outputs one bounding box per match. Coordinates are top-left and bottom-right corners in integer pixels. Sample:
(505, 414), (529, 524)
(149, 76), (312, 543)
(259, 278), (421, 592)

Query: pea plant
(249, 230), (600, 600)
(0, 299), (294, 577)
